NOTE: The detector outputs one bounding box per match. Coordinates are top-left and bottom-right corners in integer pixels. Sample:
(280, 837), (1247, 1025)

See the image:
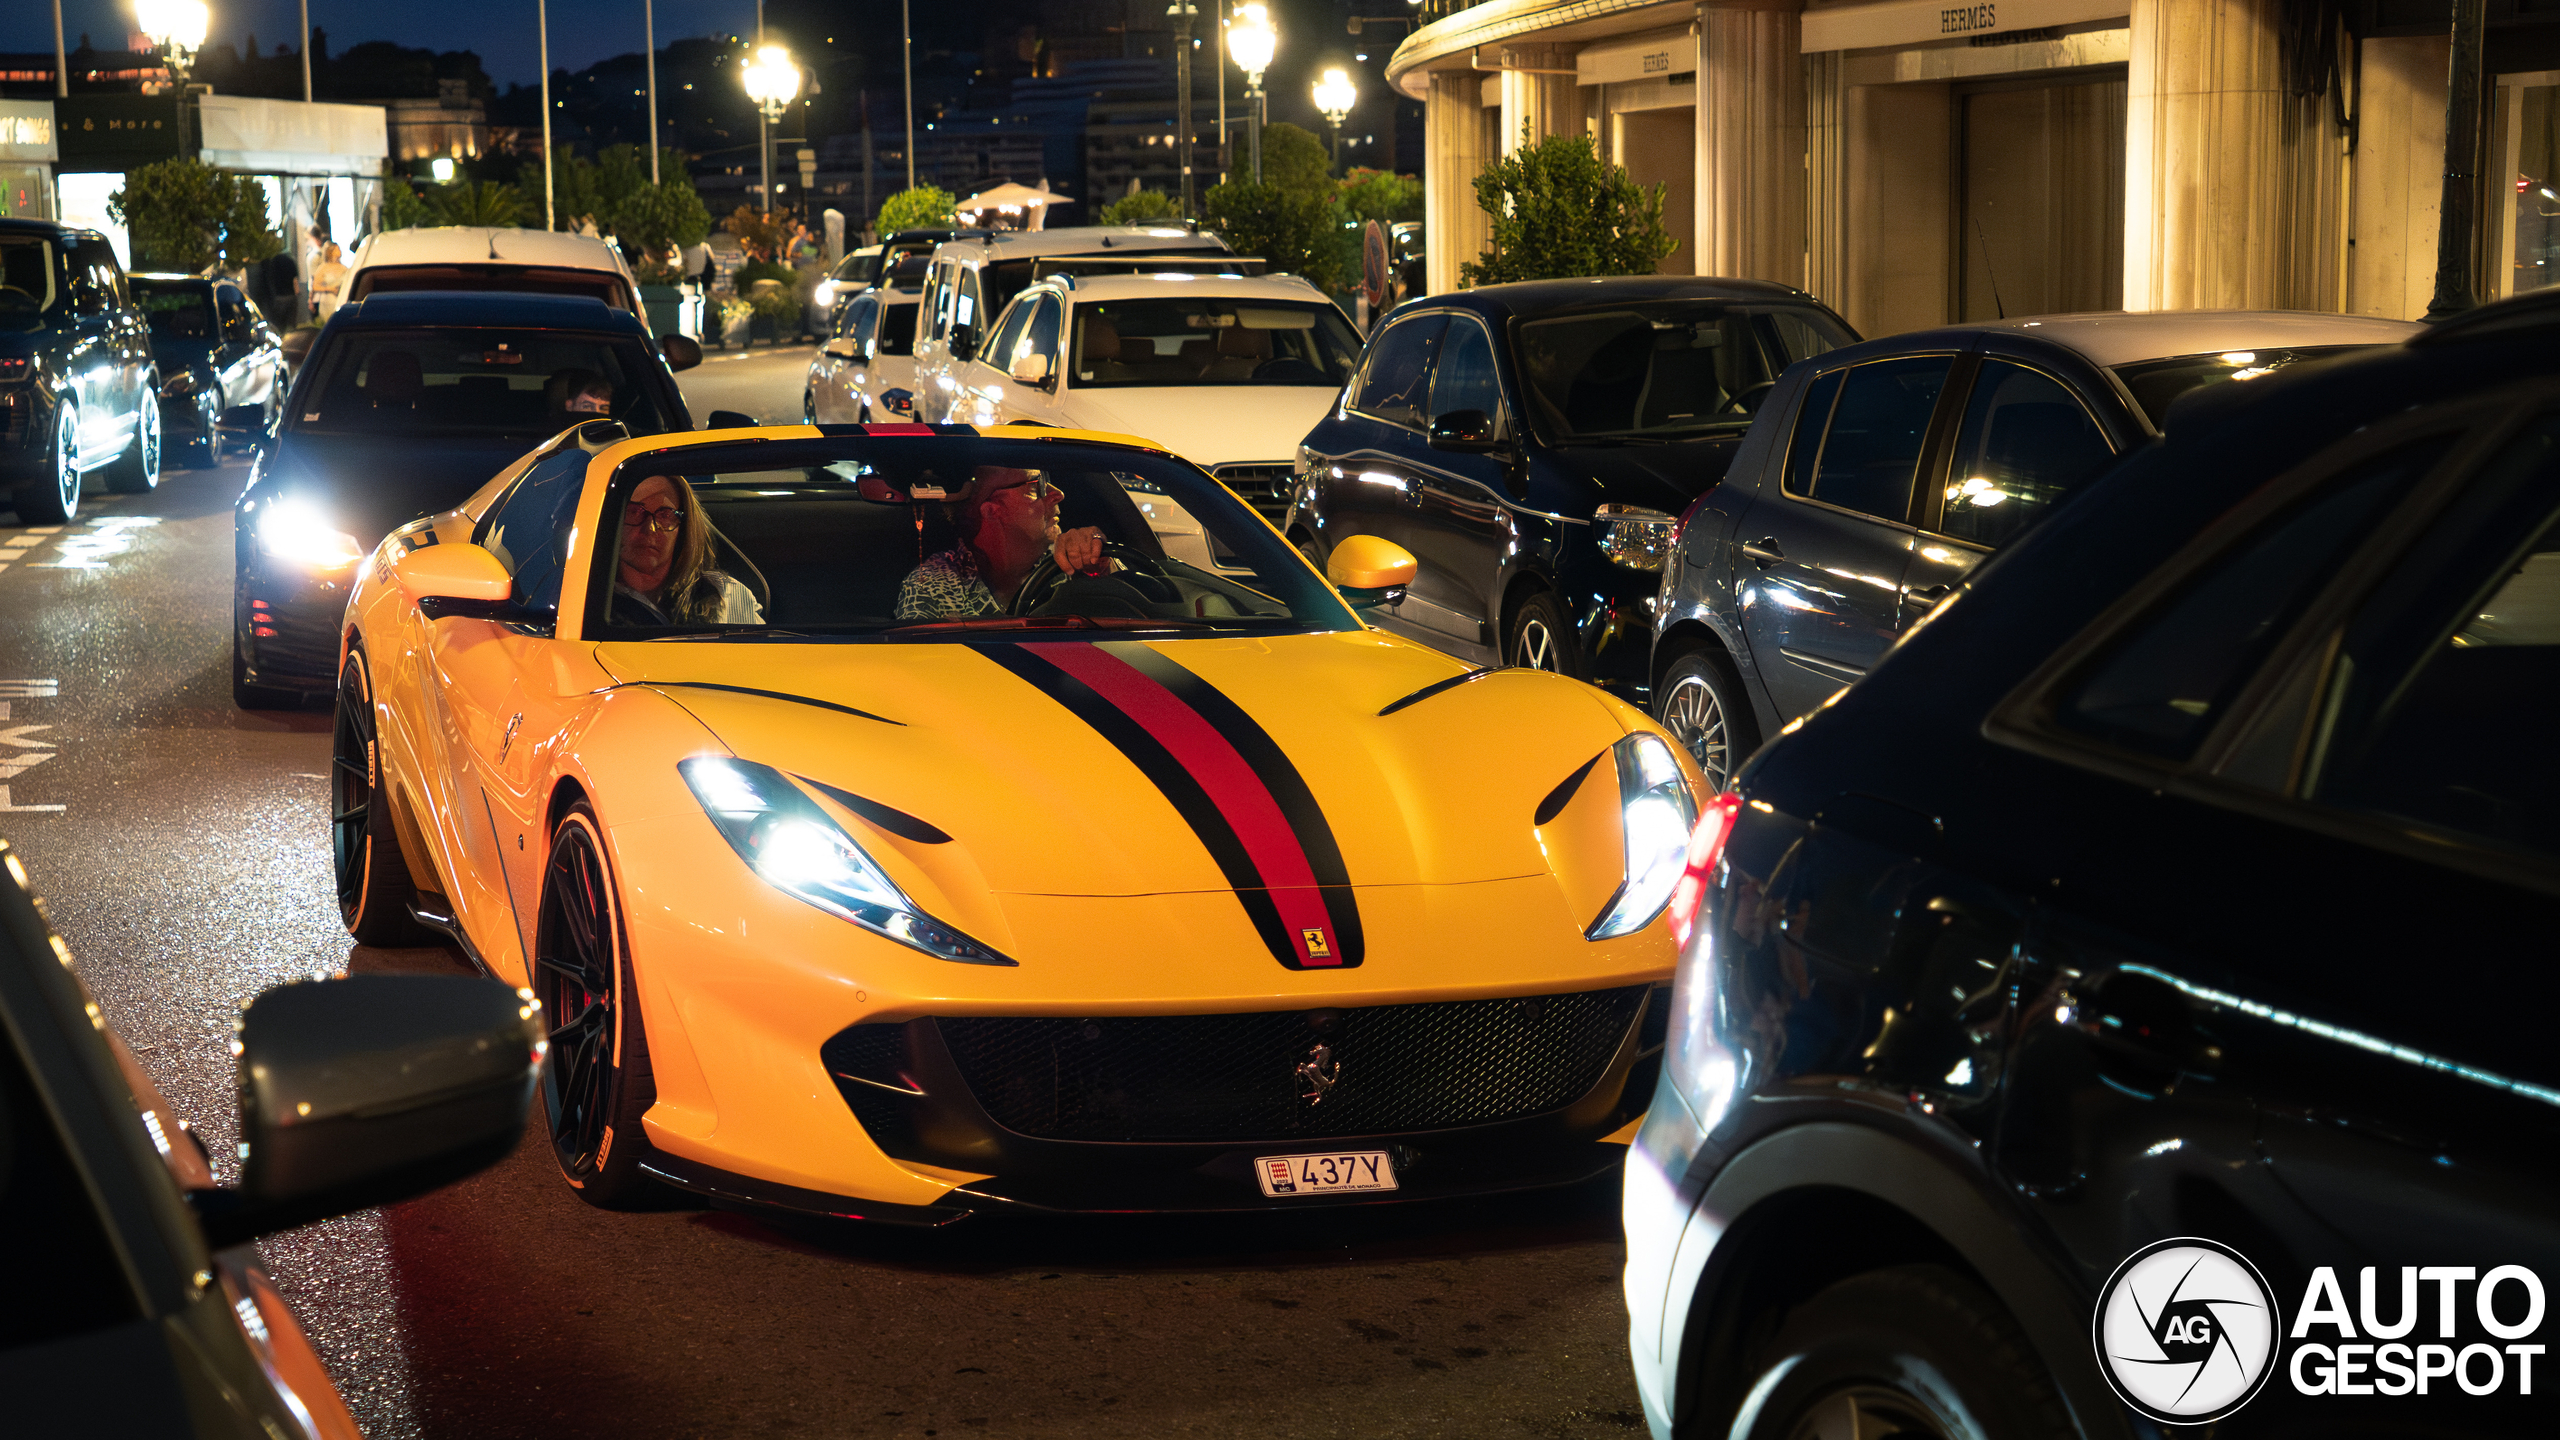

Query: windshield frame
(573, 436), (1361, 644)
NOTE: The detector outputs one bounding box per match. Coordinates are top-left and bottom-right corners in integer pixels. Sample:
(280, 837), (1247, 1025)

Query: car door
(1400, 312), (1516, 646)
(60, 245), (124, 466)
(813, 292), (871, 422)
(1314, 311), (1448, 636)
(213, 285), (267, 409)
(996, 294), (1067, 426)
(954, 293), (1037, 426)
(1730, 353), (1954, 719)
(1898, 356), (2119, 625)
(912, 258), (958, 420)
(90, 242), (150, 437)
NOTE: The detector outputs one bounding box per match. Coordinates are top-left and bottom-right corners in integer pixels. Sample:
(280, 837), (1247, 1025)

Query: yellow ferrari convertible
(325, 418), (1704, 1221)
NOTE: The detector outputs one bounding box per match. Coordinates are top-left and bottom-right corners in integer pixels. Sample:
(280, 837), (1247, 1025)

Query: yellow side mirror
(392, 542), (513, 608)
(1326, 534), (1417, 591)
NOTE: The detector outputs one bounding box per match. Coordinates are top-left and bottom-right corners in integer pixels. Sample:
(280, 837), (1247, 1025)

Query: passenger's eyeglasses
(623, 502), (684, 534)
(990, 477), (1060, 502)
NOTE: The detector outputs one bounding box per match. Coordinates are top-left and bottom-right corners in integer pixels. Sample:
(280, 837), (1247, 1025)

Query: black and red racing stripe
(980, 641), (1362, 970)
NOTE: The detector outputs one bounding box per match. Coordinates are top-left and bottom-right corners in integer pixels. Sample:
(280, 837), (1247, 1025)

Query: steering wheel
(0, 285), (36, 313)
(1011, 541), (1178, 617)
(1716, 381), (1779, 418)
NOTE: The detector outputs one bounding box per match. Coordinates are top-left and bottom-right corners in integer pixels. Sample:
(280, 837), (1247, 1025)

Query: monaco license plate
(1255, 1150), (1398, 1198)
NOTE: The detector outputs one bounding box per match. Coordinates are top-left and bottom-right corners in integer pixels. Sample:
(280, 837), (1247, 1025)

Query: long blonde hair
(637, 473), (729, 623)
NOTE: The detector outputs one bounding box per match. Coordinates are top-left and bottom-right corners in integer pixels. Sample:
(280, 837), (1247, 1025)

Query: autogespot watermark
(2093, 1239), (2547, 1423)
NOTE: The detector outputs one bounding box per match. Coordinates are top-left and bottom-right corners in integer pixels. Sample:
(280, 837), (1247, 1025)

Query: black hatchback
(1290, 278), (1856, 705)
(1622, 297), (2560, 1439)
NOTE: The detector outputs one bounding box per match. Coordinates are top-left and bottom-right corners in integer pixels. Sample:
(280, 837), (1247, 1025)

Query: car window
(986, 295), (1037, 370)
(217, 287), (258, 343)
(955, 269), (985, 334)
(1762, 308), (1854, 366)
(1795, 357), (1951, 522)
(1067, 297), (1361, 389)
(1348, 313), (1447, 428)
(836, 293), (873, 344)
(2054, 434), (2455, 760)
(2305, 416), (2560, 859)
(1516, 304), (1808, 441)
(0, 993), (143, 1351)
(1937, 361), (2115, 549)
(1429, 317), (1503, 427)
(131, 280), (214, 339)
(923, 264), (953, 340)
(474, 446), (591, 614)
(2111, 347), (2375, 429)
(1022, 297), (1062, 364)
(66, 247), (115, 315)
(0, 233), (63, 326)
(875, 300), (919, 359)
(294, 328), (668, 439)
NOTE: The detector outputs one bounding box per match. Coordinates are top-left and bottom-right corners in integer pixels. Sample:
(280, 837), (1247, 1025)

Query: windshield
(1516, 303), (1855, 442)
(347, 264), (634, 310)
(1069, 298), (1360, 388)
(294, 328), (668, 438)
(2112, 346), (2374, 429)
(0, 235), (62, 329)
(131, 279), (215, 339)
(874, 300), (918, 356)
(588, 438), (1356, 639)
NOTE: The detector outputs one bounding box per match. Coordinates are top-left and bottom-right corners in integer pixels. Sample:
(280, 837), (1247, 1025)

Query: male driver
(894, 466), (1106, 620)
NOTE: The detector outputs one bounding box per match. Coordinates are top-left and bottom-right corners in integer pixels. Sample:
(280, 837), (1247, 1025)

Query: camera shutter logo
(2093, 1237), (2281, 1424)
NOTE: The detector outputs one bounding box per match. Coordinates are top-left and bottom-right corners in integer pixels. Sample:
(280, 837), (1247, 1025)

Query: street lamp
(133, 0), (208, 86)
(742, 42), (802, 216)
(1226, 2), (1276, 184)
(1312, 66), (1356, 171)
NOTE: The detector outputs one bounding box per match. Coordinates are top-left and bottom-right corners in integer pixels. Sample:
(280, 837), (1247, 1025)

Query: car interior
(582, 442), (1345, 634)
(1068, 301), (1355, 387)
(1517, 309), (1786, 438)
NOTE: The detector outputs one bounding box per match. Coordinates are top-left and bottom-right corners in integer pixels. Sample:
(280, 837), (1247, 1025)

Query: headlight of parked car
(1588, 733), (1701, 940)
(678, 756), (1015, 966)
(254, 500), (364, 570)
(1593, 504), (1676, 572)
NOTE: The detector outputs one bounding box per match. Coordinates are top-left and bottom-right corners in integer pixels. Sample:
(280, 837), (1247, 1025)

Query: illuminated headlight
(1593, 505), (1676, 572)
(678, 756), (1014, 966)
(814, 279), (840, 309)
(1587, 733), (1701, 940)
(161, 369), (204, 397)
(255, 501), (364, 569)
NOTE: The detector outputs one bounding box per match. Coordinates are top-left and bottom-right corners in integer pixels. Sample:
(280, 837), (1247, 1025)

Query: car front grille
(926, 987), (1649, 1143)
(1211, 463), (1295, 523)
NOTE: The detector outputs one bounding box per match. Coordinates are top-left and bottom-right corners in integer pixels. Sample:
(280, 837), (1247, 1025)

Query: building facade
(1389, 0), (2559, 328)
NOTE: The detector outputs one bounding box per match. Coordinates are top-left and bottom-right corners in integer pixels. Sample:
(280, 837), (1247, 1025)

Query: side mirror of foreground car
(661, 334), (704, 372)
(1428, 408), (1505, 454)
(823, 337), (861, 359)
(392, 541), (516, 620)
(191, 974), (541, 1247)
(1325, 533), (1417, 610)
(1008, 353), (1053, 387)
(706, 409), (758, 430)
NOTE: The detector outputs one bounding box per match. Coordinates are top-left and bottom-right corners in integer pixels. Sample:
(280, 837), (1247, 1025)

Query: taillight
(1664, 792), (1743, 949)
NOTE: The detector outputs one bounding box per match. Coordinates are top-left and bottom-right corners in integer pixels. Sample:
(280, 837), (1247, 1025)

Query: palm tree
(431, 181), (531, 229)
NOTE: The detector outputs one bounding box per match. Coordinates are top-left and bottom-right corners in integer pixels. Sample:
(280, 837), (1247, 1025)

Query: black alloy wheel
(1656, 650), (1758, 793)
(1507, 591), (1585, 678)
(1713, 1265), (2072, 1440)
(11, 400), (80, 524)
(332, 649), (428, 943)
(534, 801), (660, 1208)
(104, 387), (161, 493)
(188, 392), (224, 468)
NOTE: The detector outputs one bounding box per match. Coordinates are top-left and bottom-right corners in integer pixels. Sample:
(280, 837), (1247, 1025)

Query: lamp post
(1168, 0), (1197, 214)
(743, 42), (802, 216)
(1226, 2), (1275, 185)
(1312, 66), (1355, 172)
(134, 0), (209, 87)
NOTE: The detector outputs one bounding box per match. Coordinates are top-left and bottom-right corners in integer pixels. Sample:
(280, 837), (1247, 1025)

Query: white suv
(342, 227), (642, 319)
(946, 271), (1364, 568)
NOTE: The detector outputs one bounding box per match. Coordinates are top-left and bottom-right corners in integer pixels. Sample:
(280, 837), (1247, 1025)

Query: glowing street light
(1227, 2), (1277, 184)
(133, 0), (209, 84)
(1312, 66), (1356, 170)
(742, 42), (802, 215)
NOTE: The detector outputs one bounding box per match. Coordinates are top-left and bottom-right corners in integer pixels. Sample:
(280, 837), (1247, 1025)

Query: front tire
(1655, 648), (1759, 793)
(1714, 1265), (2072, 1440)
(1506, 591), (1585, 678)
(534, 801), (661, 1209)
(12, 400), (80, 524)
(103, 389), (161, 493)
(333, 648), (431, 944)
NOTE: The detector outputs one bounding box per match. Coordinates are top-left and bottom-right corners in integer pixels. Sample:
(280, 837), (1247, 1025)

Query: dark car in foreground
(1649, 309), (2422, 788)
(232, 290), (703, 708)
(0, 833), (540, 1437)
(130, 273), (286, 469)
(1291, 277), (1857, 706)
(2, 218), (161, 522)
(1623, 295), (2560, 1439)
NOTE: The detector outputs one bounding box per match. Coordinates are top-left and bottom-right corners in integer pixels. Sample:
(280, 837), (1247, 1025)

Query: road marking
(0, 787), (63, 813)
(39, 517), (160, 569)
(0, 682), (61, 812)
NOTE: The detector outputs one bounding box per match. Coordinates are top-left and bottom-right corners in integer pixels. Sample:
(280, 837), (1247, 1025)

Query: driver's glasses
(990, 477), (1060, 504)
(624, 502), (684, 533)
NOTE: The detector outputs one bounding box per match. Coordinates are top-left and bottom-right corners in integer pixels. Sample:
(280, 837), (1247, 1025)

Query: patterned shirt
(894, 545), (1002, 620)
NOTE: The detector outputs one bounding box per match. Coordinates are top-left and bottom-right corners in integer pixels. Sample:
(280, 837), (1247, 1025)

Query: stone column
(1426, 69), (1494, 296)
(1695, 1), (1808, 286)
(1500, 46), (1583, 154)
(2122, 0), (2290, 309)
(2349, 36), (2452, 319)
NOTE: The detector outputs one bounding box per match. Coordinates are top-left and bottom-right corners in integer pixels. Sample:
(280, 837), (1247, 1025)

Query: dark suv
(1, 219), (162, 522)
(1291, 278), (1855, 706)
(1623, 296), (2560, 1439)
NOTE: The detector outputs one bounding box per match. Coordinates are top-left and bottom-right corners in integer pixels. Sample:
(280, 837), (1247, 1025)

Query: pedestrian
(310, 242), (347, 320)
(261, 247), (303, 327)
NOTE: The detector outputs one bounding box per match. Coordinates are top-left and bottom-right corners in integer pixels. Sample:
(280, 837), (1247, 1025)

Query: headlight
(162, 369), (203, 397)
(677, 756), (1015, 967)
(1587, 733), (1701, 940)
(814, 280), (839, 309)
(254, 501), (364, 569)
(1593, 504), (1676, 572)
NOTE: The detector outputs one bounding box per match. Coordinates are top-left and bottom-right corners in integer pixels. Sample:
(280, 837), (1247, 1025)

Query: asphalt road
(0, 351), (1651, 1440)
